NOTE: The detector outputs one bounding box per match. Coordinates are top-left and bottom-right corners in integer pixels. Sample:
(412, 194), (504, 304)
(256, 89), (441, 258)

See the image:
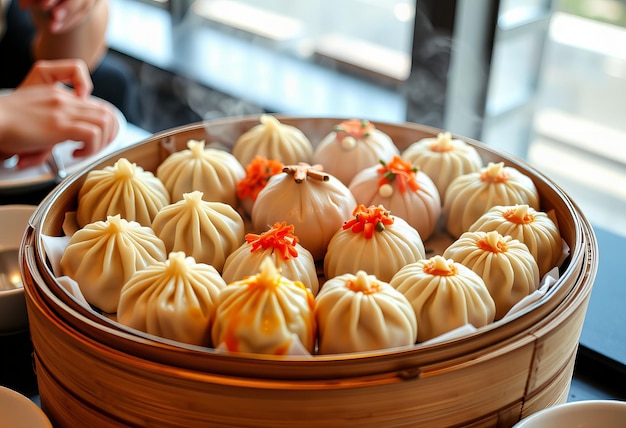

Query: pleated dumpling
(151, 191), (245, 272)
(251, 163), (357, 261)
(222, 222), (319, 296)
(468, 204), (562, 278)
(443, 162), (540, 238)
(312, 119), (399, 185)
(233, 115), (313, 167)
(390, 256), (496, 342)
(348, 155), (441, 240)
(402, 131), (483, 200)
(76, 158), (170, 228)
(60, 215), (167, 313)
(117, 252), (227, 347)
(315, 270), (417, 354)
(156, 140), (245, 206)
(443, 230), (540, 320)
(212, 257), (316, 355)
(324, 204), (426, 283)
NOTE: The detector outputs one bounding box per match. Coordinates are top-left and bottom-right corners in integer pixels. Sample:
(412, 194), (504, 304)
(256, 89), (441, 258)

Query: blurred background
(107, 0), (625, 389)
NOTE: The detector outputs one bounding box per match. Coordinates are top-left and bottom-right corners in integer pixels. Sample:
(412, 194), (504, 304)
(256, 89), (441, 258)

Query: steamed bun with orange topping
(312, 119), (399, 185)
(324, 204), (426, 283)
(443, 230), (540, 319)
(402, 131), (483, 199)
(443, 162), (540, 238)
(315, 270), (417, 354)
(390, 255), (495, 342)
(348, 156), (441, 240)
(222, 222), (319, 296)
(212, 257), (317, 355)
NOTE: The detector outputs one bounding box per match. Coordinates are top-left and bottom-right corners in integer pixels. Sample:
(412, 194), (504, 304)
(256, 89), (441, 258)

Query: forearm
(31, 0), (109, 70)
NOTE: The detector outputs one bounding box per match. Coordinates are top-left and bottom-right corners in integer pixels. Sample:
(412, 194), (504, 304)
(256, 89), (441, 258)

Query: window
(189, 0), (416, 82)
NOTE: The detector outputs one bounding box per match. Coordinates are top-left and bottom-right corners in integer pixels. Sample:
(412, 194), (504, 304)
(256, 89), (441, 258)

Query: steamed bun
(156, 140), (245, 205)
(348, 156), (441, 240)
(402, 131), (483, 199)
(212, 257), (316, 355)
(60, 214), (167, 313)
(312, 119), (399, 186)
(233, 115), (313, 167)
(443, 230), (540, 319)
(151, 191), (245, 272)
(324, 204), (426, 283)
(315, 270), (417, 354)
(443, 162), (540, 238)
(76, 158), (170, 228)
(222, 222), (319, 296)
(390, 255), (495, 342)
(117, 252), (227, 346)
(251, 163), (356, 260)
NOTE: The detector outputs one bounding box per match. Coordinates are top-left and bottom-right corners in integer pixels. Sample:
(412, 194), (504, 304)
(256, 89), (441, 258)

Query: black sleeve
(0, 0), (36, 89)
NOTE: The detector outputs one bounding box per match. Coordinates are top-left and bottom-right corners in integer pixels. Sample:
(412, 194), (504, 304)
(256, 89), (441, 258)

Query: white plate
(513, 400), (626, 427)
(0, 385), (52, 428)
(0, 91), (127, 193)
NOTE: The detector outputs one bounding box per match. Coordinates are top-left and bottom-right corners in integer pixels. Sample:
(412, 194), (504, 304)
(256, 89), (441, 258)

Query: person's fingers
(65, 122), (105, 158)
(20, 60), (93, 98)
(88, 98), (120, 145)
(3, 84), (119, 165)
(17, 151), (53, 169)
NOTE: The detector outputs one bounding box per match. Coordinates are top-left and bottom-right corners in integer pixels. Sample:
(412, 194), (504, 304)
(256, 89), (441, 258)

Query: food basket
(21, 117), (598, 427)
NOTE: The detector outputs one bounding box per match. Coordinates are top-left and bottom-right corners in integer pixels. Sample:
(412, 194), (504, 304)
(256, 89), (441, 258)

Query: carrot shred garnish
(333, 119), (375, 141)
(342, 205), (394, 239)
(245, 222), (299, 260)
(377, 156), (420, 194)
(237, 156), (284, 201)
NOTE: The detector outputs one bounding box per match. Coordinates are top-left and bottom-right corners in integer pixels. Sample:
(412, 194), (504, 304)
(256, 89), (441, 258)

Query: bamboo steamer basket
(21, 117), (598, 427)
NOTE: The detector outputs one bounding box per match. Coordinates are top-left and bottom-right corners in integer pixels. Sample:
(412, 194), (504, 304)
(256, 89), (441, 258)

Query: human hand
(19, 59), (93, 98)
(20, 0), (100, 33)
(0, 85), (119, 168)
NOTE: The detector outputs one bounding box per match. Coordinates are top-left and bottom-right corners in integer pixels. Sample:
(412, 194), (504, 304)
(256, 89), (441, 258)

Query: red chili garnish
(342, 205), (394, 239)
(377, 156), (420, 194)
(333, 119), (375, 141)
(245, 222), (299, 260)
(237, 156), (284, 201)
